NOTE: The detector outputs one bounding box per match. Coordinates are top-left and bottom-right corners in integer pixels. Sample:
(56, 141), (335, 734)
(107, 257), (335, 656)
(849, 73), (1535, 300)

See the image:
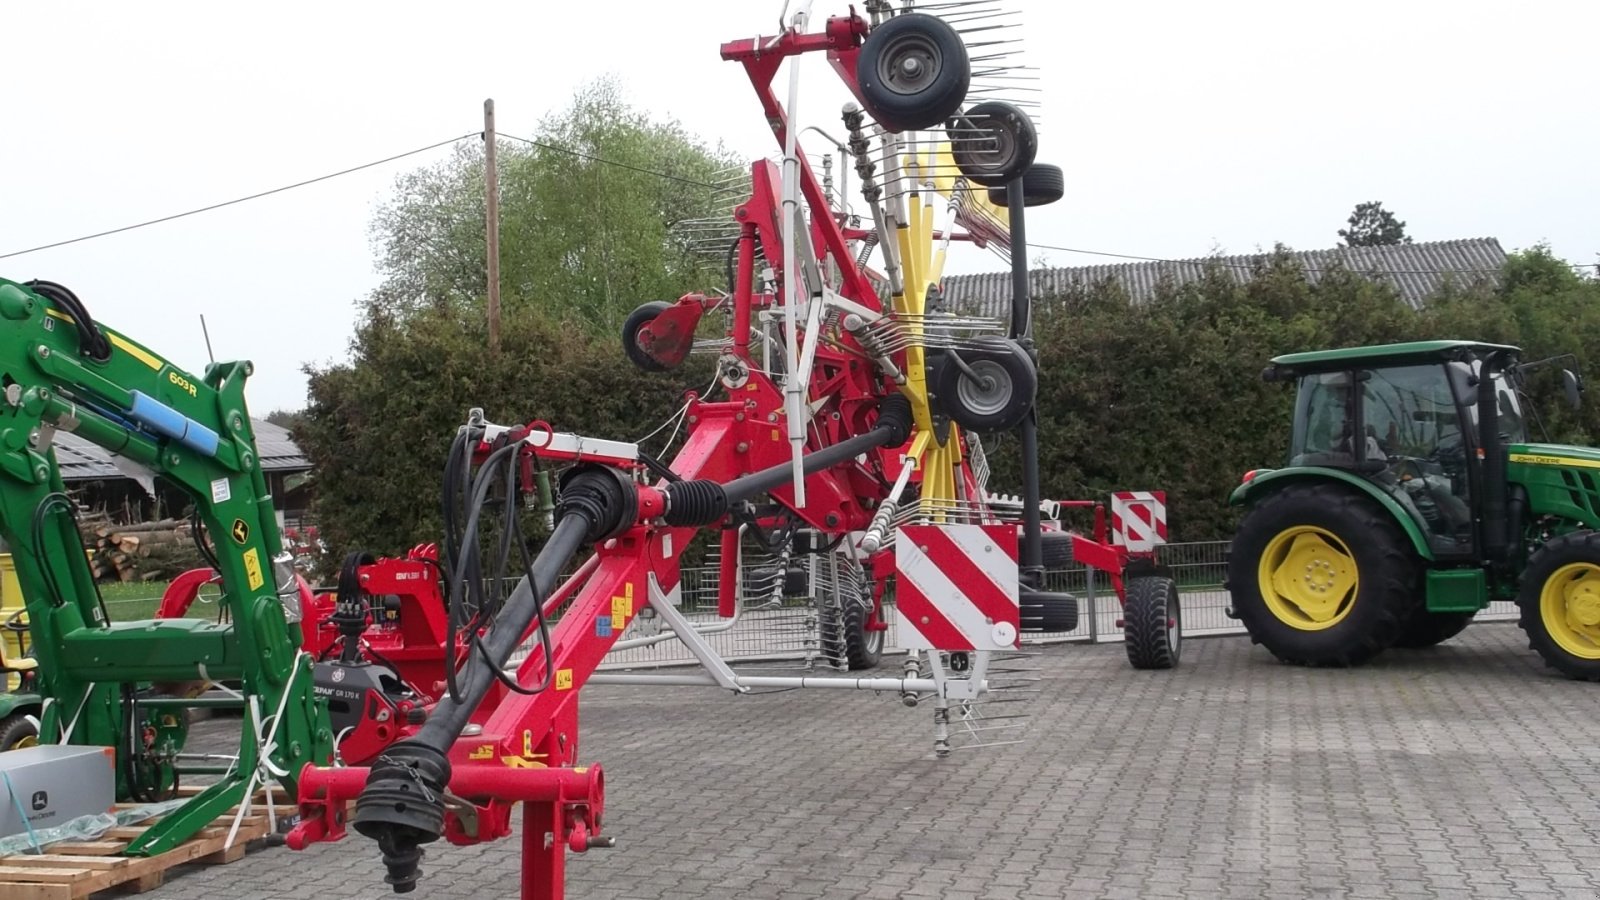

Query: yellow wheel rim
(1257, 525), (1359, 631)
(12, 734), (36, 750)
(1539, 563), (1600, 660)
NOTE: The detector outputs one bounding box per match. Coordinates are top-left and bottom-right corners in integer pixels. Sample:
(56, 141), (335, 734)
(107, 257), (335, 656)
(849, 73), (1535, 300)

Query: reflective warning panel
(894, 524), (1020, 651)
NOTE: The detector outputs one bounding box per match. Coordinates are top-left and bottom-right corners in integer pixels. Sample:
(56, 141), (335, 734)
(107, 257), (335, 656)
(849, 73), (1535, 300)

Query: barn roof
(52, 418), (309, 481)
(939, 237), (1507, 317)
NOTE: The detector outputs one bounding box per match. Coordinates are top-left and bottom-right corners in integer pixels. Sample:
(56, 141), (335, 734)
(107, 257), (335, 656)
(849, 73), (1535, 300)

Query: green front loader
(1227, 340), (1600, 678)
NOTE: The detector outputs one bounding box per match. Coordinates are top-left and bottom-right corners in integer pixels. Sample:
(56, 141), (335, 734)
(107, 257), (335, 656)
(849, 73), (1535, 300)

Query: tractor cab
(1270, 341), (1525, 558)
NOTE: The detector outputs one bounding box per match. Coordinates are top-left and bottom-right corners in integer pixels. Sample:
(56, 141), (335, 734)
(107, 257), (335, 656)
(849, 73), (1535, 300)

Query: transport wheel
(934, 337), (1036, 433)
(1123, 575), (1181, 670)
(949, 101), (1038, 187)
(1228, 483), (1418, 667)
(1517, 532), (1600, 681)
(986, 163), (1066, 208)
(857, 14), (971, 132)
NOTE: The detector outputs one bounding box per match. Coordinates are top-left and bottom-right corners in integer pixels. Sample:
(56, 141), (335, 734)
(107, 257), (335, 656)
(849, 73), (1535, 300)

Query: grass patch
(94, 580), (189, 622)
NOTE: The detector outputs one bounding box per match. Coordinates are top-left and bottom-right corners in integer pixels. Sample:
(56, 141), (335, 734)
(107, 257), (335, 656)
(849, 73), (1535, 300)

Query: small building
(939, 237), (1507, 318)
(52, 419), (313, 527)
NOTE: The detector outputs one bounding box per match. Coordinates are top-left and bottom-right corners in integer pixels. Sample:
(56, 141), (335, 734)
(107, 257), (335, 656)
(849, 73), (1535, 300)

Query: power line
(0, 133), (480, 261)
(1028, 242), (1600, 276)
(497, 132), (721, 190)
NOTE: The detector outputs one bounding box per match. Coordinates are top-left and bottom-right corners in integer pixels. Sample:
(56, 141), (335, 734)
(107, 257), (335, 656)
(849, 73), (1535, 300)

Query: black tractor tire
(857, 14), (971, 133)
(933, 336), (1036, 433)
(1020, 589), (1078, 633)
(948, 101), (1038, 187)
(1040, 531), (1074, 570)
(0, 713), (36, 752)
(1124, 575), (1181, 670)
(1392, 608), (1474, 649)
(1517, 531), (1600, 681)
(986, 163), (1066, 208)
(621, 301), (672, 373)
(1227, 483), (1420, 667)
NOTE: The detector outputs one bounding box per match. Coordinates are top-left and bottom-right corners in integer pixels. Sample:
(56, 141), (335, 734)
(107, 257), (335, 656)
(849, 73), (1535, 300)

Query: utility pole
(484, 98), (501, 354)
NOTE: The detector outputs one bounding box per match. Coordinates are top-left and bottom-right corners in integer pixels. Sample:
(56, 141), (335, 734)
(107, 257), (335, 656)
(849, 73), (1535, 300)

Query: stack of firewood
(81, 518), (209, 582)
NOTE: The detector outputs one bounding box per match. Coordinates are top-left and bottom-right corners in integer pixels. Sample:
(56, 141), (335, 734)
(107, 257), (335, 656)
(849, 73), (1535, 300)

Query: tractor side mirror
(1563, 368), (1584, 410)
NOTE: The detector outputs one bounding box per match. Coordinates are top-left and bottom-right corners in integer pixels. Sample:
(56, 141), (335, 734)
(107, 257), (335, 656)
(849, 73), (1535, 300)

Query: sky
(1, 1), (1595, 414)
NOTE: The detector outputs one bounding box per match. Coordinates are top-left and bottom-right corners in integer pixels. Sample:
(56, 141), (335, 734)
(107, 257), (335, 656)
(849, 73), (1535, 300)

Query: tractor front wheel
(1228, 483), (1418, 667)
(1517, 532), (1600, 681)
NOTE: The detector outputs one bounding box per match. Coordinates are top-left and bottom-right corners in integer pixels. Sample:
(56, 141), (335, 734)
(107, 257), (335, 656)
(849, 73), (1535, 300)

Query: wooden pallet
(0, 788), (296, 899)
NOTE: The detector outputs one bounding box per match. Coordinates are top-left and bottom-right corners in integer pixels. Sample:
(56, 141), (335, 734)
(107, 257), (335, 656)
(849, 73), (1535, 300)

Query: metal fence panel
(594, 540), (1521, 668)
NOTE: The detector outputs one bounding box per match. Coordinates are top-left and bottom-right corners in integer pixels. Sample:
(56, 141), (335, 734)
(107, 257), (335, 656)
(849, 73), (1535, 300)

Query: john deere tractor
(1227, 340), (1600, 678)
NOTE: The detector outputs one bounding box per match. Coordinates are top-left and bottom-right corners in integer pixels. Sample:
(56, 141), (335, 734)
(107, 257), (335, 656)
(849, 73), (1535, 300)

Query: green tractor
(1227, 340), (1600, 678)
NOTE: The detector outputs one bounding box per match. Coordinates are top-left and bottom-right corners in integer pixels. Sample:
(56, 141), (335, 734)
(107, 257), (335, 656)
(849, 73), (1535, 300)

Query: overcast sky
(2, 1), (1595, 414)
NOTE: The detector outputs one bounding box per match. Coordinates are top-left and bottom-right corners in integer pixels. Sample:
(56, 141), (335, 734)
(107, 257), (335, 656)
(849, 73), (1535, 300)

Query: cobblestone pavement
(145, 622), (1600, 899)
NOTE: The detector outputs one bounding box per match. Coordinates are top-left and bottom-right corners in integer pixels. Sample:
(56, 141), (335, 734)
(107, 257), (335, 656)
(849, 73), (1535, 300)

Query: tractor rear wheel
(1392, 608), (1474, 649)
(1124, 575), (1181, 670)
(1517, 531), (1600, 681)
(1228, 483), (1418, 667)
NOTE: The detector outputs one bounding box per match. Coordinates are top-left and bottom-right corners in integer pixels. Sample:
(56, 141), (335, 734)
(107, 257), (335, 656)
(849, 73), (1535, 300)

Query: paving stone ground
(145, 622), (1600, 899)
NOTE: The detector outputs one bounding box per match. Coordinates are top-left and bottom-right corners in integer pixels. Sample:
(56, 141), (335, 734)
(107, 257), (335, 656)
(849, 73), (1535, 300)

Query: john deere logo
(30, 791), (46, 811)
(231, 519), (249, 544)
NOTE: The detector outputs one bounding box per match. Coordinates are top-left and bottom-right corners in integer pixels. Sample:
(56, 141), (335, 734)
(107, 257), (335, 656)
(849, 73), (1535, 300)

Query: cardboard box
(0, 744), (116, 840)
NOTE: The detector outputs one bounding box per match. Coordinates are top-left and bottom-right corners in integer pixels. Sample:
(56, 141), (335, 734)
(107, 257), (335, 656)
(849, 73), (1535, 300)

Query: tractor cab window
(1289, 364), (1474, 554)
(1450, 360), (1530, 447)
(1289, 372), (1362, 468)
(1361, 364), (1474, 553)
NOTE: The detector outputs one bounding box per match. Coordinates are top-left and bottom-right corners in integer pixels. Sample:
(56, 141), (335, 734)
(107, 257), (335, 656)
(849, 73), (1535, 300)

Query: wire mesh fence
(596, 539), (1523, 668)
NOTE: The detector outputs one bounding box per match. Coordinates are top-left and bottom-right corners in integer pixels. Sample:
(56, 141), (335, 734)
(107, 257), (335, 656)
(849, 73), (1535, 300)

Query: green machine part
(0, 278), (332, 855)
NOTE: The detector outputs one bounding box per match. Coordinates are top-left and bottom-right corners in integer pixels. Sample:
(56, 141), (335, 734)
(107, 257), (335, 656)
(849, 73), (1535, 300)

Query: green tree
(298, 79), (732, 563)
(368, 77), (743, 329)
(1338, 201), (1412, 247)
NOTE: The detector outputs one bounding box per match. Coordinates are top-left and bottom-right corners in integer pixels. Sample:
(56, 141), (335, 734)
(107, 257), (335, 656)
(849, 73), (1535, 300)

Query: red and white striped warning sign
(1111, 491), (1167, 552)
(893, 524), (1020, 651)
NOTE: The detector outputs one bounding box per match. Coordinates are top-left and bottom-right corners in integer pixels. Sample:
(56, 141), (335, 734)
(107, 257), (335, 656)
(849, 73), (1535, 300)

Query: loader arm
(0, 278), (331, 855)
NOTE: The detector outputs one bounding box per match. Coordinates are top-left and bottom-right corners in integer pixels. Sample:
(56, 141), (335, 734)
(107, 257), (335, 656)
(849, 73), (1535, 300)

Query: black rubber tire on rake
(949, 100), (1038, 187)
(1123, 575), (1181, 670)
(621, 301), (671, 373)
(986, 163), (1065, 208)
(856, 13), (971, 133)
(1020, 589), (1077, 633)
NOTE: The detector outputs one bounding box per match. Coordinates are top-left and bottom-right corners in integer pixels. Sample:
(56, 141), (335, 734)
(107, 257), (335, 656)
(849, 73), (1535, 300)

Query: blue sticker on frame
(596, 615), (613, 638)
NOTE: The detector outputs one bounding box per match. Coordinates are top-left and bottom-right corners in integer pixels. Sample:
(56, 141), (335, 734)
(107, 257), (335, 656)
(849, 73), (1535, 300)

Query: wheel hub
(1568, 585), (1600, 626)
(1260, 527), (1358, 630)
(882, 36), (939, 95)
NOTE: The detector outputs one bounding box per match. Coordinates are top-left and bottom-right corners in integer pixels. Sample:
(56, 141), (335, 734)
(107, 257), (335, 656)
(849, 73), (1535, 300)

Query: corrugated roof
(51, 418), (309, 482)
(939, 238), (1507, 318)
